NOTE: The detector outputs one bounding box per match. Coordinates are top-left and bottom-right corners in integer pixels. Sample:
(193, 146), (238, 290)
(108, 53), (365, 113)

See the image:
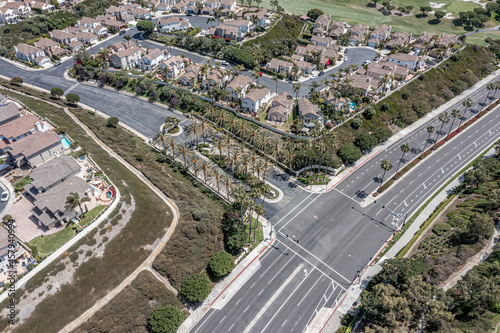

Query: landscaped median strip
(375, 100), (499, 195)
(377, 136), (500, 261)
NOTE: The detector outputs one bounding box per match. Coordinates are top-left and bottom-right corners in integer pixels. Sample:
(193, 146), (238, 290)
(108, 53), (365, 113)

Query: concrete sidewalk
(301, 68), (500, 194)
(179, 213), (275, 333)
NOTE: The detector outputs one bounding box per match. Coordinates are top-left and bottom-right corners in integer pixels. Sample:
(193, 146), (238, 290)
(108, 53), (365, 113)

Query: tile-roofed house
(110, 40), (136, 52)
(386, 32), (412, 49)
(220, 0), (236, 11)
(0, 102), (20, 126)
(370, 24), (391, 42)
(26, 154), (80, 194)
(268, 92), (294, 123)
(157, 16), (188, 33)
(311, 35), (334, 48)
(202, 69), (230, 89)
(6, 131), (64, 167)
(109, 46), (142, 69)
(226, 74), (253, 100)
(75, 31), (98, 44)
(171, 0), (187, 13)
(412, 32), (436, 52)
(0, 113), (39, 153)
(224, 19), (254, 32)
(349, 24), (369, 45)
(68, 40), (83, 52)
(30, 175), (94, 229)
(295, 60), (316, 74)
(329, 21), (346, 39)
(0, 7), (20, 24)
(349, 74), (380, 95)
(13, 43), (51, 68)
(2, 1), (31, 17)
(386, 53), (421, 71)
(102, 18), (126, 32)
(50, 30), (78, 45)
(128, 7), (151, 20)
(437, 33), (458, 48)
(241, 88), (275, 114)
(211, 23), (243, 41)
(178, 71), (198, 87)
(266, 58), (293, 74)
(297, 98), (321, 122)
(139, 48), (170, 71)
(160, 55), (186, 78)
(30, 1), (55, 13)
(312, 14), (330, 35)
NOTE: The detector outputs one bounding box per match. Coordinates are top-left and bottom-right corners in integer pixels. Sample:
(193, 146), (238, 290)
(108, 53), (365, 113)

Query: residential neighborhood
(0, 0), (498, 333)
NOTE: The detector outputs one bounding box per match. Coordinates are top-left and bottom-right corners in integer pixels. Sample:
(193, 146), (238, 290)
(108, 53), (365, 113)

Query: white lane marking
(273, 193), (315, 228)
(279, 195), (322, 231)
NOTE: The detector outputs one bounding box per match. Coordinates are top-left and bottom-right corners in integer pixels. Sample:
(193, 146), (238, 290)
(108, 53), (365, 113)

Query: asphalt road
(0, 183), (8, 214)
(191, 82), (500, 332)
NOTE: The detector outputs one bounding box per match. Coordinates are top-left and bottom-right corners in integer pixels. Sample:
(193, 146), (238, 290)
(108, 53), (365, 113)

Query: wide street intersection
(1, 23), (499, 332)
(191, 82), (500, 332)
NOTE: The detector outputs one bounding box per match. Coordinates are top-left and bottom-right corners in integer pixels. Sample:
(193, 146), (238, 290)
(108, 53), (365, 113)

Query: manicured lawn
(28, 224), (82, 256)
(13, 176), (32, 193)
(80, 205), (107, 226)
(248, 218), (264, 253)
(298, 172), (331, 185)
(259, 0), (485, 36)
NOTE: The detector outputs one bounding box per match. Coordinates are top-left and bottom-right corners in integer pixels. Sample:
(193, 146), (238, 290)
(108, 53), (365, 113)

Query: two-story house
(6, 131), (64, 167)
(34, 38), (69, 58)
(386, 53), (421, 71)
(160, 55), (186, 78)
(297, 97), (321, 123)
(50, 30), (78, 45)
(0, 113), (39, 153)
(367, 24), (391, 47)
(109, 46), (142, 69)
(349, 24), (369, 45)
(241, 88), (275, 115)
(268, 92), (294, 123)
(138, 48), (170, 71)
(14, 43), (51, 68)
(0, 7), (19, 24)
(266, 58), (294, 74)
(312, 14), (330, 35)
(226, 74), (253, 101)
(157, 17), (189, 32)
(224, 19), (253, 33)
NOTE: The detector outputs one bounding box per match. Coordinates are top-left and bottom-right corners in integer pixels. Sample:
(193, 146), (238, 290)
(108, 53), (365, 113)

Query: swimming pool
(60, 135), (71, 149)
(349, 102), (357, 109)
(106, 190), (112, 198)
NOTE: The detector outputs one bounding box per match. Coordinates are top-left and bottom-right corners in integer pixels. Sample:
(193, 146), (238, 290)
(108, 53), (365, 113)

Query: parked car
(221, 60), (229, 66)
(119, 30), (126, 35)
(54, 61), (62, 66)
(1, 192), (8, 202)
(318, 71), (325, 76)
(362, 60), (371, 66)
(344, 57), (348, 61)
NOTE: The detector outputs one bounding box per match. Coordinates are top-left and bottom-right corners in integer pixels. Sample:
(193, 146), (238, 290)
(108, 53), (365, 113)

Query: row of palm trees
(377, 92), (490, 191)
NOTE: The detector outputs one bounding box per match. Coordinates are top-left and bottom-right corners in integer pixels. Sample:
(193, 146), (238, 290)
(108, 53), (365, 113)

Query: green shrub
(433, 223), (451, 236)
(208, 250), (235, 278)
(179, 273), (211, 303)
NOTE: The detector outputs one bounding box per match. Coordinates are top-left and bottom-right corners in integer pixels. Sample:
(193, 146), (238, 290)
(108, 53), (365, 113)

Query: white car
(1, 192), (9, 202)
(363, 60), (371, 66)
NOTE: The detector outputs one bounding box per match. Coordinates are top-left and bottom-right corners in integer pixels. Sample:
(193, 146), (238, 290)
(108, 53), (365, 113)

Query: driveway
(7, 196), (45, 242)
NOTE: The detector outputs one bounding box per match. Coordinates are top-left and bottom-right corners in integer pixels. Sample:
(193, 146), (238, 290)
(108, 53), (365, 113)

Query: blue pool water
(349, 102), (357, 109)
(60, 135), (71, 149)
(106, 190), (112, 198)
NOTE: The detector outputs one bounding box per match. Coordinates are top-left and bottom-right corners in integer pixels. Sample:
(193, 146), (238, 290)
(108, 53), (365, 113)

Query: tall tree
(484, 82), (495, 107)
(447, 109), (461, 140)
(420, 126), (434, 158)
(293, 83), (301, 99)
(65, 192), (90, 218)
(177, 143), (193, 167)
(436, 111), (450, 147)
(395, 143), (410, 176)
(379, 159), (393, 192)
(254, 204), (265, 242)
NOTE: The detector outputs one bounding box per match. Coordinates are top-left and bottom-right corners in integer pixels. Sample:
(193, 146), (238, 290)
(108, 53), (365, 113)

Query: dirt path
(0, 84), (181, 333)
(440, 226), (499, 291)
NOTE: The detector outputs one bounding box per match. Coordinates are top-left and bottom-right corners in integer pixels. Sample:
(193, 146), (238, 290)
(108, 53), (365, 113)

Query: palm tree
(254, 204), (265, 242)
(293, 83), (301, 99)
(156, 130), (167, 150)
(256, 132), (271, 154)
(223, 174), (233, 200)
(461, 97), (472, 122)
(65, 192), (91, 218)
(185, 122), (201, 147)
(247, 200), (256, 246)
(271, 138), (282, 166)
(254, 160), (264, 183)
(395, 143), (410, 176)
(421, 126), (434, 159)
(236, 119), (247, 140)
(214, 137), (225, 164)
(177, 143), (193, 167)
(379, 159), (393, 192)
(436, 112), (450, 148)
(273, 76), (279, 94)
(200, 160), (210, 183)
(166, 137), (177, 159)
(191, 155), (200, 177)
(282, 146), (295, 174)
(447, 109), (461, 140)
(199, 120), (211, 144)
(212, 167), (222, 194)
(224, 135), (232, 161)
(484, 82), (495, 107)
